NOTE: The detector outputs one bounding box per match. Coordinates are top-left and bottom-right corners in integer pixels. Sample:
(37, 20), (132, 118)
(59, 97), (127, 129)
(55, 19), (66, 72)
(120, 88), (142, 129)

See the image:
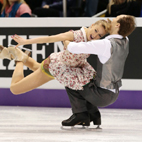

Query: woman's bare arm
(12, 31), (74, 48)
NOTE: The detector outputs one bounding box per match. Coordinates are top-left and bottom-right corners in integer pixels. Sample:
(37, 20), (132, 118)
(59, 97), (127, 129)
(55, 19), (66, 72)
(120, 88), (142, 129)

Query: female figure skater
(0, 19), (110, 94)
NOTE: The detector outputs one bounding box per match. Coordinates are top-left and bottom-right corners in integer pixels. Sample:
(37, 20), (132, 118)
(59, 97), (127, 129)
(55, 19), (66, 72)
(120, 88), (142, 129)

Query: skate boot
(90, 111), (101, 129)
(0, 45), (30, 63)
(8, 46), (30, 63)
(79, 111), (101, 129)
(62, 112), (90, 128)
(0, 45), (14, 60)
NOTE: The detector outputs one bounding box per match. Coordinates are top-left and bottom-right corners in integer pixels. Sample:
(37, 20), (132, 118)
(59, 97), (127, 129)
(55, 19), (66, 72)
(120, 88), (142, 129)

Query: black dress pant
(65, 79), (119, 114)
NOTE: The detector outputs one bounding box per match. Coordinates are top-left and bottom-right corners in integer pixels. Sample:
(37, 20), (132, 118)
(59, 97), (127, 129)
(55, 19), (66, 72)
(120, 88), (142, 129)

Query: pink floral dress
(49, 27), (96, 90)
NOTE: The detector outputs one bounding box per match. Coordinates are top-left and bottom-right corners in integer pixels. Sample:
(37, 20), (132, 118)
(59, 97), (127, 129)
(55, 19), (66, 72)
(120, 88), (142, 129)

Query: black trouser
(65, 79), (119, 114)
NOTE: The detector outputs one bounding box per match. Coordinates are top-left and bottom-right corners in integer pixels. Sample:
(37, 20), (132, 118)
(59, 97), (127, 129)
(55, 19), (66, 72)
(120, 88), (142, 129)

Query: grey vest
(95, 38), (129, 89)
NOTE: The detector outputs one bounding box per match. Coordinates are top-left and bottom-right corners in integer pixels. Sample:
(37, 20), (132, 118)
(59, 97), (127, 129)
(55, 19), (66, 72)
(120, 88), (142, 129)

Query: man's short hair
(117, 15), (136, 37)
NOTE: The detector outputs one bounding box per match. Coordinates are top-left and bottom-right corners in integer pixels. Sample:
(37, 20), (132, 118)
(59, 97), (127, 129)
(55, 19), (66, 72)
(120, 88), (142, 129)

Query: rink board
(0, 18), (142, 108)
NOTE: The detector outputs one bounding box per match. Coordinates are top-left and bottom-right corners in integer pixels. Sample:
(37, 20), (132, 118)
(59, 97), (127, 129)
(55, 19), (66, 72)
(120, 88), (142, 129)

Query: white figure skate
(0, 45), (31, 63)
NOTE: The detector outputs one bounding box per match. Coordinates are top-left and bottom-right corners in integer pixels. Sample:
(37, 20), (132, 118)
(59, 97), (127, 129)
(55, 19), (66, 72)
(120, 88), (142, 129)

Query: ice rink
(0, 106), (142, 142)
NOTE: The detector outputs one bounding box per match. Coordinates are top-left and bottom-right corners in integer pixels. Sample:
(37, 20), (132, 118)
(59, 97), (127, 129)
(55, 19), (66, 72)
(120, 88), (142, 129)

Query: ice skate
(0, 45), (30, 63)
(0, 45), (15, 60)
(90, 111), (102, 130)
(61, 112), (90, 130)
(79, 111), (102, 130)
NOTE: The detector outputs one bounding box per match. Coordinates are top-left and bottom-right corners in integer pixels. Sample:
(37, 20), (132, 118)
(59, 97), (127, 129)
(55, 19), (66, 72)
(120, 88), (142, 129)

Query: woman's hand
(11, 34), (27, 48)
(43, 5), (50, 9)
(63, 40), (70, 50)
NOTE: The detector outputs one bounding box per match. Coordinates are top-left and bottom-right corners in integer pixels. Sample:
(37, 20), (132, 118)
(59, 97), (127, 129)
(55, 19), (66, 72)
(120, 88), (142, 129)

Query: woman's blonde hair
(2, 0), (26, 12)
(93, 19), (111, 34)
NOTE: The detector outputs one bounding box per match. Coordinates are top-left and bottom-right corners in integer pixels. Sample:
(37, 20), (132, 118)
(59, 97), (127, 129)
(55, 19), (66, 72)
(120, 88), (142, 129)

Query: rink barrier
(0, 88), (142, 109)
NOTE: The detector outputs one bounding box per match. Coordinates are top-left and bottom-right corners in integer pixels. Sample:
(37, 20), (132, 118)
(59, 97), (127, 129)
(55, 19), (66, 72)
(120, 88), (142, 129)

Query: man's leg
(62, 81), (118, 127)
(86, 101), (101, 125)
(65, 86), (102, 126)
(62, 87), (90, 126)
(65, 87), (88, 113)
(78, 82), (118, 108)
(78, 81), (119, 126)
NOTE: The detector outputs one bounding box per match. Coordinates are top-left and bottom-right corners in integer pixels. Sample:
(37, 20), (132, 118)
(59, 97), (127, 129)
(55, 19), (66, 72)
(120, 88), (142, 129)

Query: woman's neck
(84, 27), (89, 41)
(84, 27), (88, 35)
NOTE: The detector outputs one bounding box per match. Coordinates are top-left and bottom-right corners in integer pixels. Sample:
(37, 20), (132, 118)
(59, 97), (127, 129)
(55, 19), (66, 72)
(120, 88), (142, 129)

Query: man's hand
(63, 40), (70, 50)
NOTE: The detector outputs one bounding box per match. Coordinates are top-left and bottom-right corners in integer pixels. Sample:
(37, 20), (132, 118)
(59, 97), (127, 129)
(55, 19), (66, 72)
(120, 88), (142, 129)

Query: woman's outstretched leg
(24, 57), (41, 72)
(10, 60), (53, 95)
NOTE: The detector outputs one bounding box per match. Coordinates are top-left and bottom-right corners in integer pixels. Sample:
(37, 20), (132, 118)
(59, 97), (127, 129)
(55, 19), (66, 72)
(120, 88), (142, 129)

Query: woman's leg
(10, 58), (53, 95)
(24, 57), (41, 72)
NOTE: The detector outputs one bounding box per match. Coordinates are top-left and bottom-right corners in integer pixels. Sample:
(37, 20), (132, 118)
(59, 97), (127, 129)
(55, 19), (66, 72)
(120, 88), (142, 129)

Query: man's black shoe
(79, 111), (101, 126)
(62, 112), (90, 126)
(90, 111), (101, 125)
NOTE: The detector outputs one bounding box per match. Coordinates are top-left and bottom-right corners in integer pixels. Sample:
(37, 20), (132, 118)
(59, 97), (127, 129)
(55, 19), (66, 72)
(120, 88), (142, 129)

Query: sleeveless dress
(42, 27), (96, 90)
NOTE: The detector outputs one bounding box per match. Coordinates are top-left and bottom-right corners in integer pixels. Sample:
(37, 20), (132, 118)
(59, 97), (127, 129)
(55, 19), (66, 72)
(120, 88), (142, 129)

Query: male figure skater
(62, 15), (136, 128)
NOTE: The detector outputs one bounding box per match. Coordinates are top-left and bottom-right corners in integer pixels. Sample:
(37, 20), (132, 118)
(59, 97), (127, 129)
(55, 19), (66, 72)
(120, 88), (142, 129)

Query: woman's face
(86, 24), (107, 41)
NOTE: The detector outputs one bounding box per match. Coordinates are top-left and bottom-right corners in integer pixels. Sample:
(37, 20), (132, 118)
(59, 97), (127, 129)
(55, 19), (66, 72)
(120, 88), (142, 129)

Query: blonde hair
(2, 0), (26, 12)
(93, 19), (111, 34)
(108, 0), (136, 14)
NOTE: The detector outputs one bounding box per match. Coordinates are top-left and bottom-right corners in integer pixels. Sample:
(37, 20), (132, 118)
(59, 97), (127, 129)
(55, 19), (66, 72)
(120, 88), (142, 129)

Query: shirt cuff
(67, 42), (75, 53)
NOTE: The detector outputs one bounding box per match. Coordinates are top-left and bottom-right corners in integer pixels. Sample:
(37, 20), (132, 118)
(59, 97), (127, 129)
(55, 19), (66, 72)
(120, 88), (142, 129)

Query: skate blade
(61, 126), (102, 131)
(18, 47), (32, 52)
(87, 125), (102, 132)
(61, 126), (89, 131)
(8, 45), (32, 52)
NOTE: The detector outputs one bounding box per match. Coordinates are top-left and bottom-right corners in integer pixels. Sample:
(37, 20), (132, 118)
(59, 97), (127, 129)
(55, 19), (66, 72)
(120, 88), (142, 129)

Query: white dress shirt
(68, 34), (126, 64)
(67, 34), (128, 92)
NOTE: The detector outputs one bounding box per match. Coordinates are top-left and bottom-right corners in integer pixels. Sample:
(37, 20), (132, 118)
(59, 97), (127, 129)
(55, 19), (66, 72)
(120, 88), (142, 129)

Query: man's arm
(67, 39), (111, 56)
